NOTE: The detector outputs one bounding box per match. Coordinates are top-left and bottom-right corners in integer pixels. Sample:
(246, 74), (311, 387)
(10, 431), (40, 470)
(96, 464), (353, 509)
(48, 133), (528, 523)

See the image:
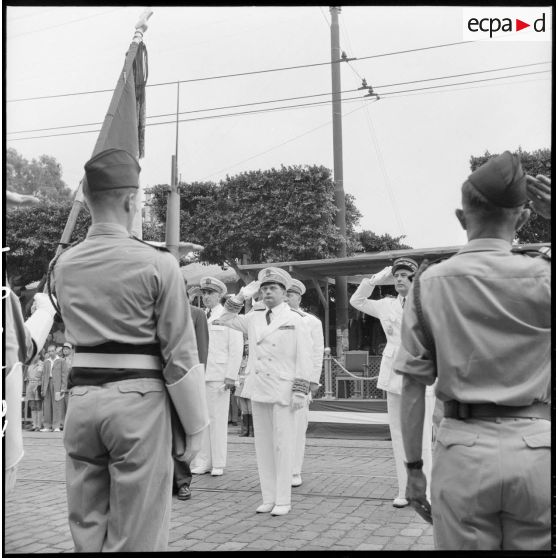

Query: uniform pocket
(436, 427), (478, 448)
(523, 431), (550, 449)
(117, 381), (165, 396)
(70, 386), (89, 396)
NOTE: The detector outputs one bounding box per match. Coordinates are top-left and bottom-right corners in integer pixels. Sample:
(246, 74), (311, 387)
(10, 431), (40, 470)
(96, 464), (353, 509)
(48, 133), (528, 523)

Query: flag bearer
(52, 148), (208, 552)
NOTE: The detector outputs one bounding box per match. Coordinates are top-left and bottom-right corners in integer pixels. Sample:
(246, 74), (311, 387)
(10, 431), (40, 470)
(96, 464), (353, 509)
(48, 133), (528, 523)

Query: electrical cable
(7, 63), (549, 136)
(7, 69), (549, 142)
(7, 39), (477, 103)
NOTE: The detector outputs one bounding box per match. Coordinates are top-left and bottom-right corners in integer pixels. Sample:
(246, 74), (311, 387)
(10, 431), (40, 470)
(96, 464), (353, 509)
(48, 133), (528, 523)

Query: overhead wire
(7, 63), (550, 136)
(7, 39), (477, 103)
(7, 70), (550, 142)
(339, 11), (405, 236)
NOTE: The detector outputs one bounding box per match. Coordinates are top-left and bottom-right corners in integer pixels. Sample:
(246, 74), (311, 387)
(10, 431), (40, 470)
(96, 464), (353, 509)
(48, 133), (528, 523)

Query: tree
(355, 230), (411, 252)
(6, 147), (72, 202)
(146, 165), (364, 277)
(469, 147), (551, 243)
(5, 201), (91, 288)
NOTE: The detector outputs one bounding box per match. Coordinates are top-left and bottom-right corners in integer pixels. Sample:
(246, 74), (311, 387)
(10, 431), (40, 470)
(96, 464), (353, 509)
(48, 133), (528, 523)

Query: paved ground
(4, 426), (434, 553)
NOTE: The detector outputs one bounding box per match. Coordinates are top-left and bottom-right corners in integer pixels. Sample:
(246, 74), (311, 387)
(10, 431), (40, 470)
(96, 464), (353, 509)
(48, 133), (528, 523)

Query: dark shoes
(177, 485), (192, 500)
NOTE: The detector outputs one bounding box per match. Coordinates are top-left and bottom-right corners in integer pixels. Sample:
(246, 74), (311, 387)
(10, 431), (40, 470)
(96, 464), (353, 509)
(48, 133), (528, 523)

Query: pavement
(4, 425), (434, 553)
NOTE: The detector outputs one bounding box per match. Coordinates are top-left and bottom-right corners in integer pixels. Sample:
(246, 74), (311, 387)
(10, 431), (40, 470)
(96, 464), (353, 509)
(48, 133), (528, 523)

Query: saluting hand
(369, 266), (392, 286)
(526, 174), (551, 220)
(239, 280), (261, 301)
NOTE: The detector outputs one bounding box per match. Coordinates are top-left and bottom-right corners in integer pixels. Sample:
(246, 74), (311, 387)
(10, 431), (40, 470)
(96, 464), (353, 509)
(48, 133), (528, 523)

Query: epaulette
(302, 311), (319, 320)
(290, 308), (305, 317)
(129, 236), (170, 252)
(254, 307), (266, 311)
(512, 244), (551, 261)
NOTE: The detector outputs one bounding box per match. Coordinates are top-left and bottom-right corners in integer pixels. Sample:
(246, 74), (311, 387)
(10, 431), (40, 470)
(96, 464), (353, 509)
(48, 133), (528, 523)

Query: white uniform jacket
(350, 278), (404, 394)
(219, 302), (313, 405)
(205, 304), (244, 382)
(302, 312), (325, 384)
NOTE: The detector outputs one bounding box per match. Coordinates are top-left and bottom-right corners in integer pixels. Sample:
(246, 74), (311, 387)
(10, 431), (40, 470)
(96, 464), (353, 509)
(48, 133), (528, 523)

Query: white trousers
(192, 382), (230, 469)
(292, 403), (309, 475)
(252, 401), (296, 506)
(387, 390), (435, 501)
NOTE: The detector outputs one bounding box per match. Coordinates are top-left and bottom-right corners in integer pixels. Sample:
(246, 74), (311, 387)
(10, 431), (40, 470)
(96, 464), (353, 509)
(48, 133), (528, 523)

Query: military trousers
(388, 390), (434, 500)
(63, 378), (173, 553)
(42, 378), (65, 430)
(252, 401), (295, 507)
(192, 381), (230, 470)
(292, 399), (310, 476)
(432, 416), (550, 550)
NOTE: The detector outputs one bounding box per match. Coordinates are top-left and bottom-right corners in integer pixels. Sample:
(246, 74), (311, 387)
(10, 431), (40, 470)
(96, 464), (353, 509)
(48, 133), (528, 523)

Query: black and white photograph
(4, 5), (552, 553)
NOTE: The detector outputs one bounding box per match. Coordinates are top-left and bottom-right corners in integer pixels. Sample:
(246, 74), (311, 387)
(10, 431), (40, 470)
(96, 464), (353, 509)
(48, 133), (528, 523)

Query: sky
(5, 5), (553, 250)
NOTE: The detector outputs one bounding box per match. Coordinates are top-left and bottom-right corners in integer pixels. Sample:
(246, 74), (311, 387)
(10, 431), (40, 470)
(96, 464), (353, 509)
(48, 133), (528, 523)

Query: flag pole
(53, 8), (153, 259)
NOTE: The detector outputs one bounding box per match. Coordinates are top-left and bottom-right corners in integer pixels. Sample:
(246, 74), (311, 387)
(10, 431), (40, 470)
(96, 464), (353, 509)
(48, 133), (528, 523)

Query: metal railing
(318, 349), (386, 400)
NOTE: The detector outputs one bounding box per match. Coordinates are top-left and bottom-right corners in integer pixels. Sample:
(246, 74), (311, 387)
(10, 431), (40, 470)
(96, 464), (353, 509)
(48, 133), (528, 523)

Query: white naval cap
(287, 278), (306, 296)
(199, 276), (227, 297)
(257, 266), (292, 290)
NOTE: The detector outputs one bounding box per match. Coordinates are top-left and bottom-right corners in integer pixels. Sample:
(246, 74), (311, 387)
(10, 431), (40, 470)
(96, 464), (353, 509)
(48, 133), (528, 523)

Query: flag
(55, 10), (152, 250)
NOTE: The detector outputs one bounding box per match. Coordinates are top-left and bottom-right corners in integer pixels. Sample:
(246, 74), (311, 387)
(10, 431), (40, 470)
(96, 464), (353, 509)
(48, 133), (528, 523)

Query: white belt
(73, 353), (162, 370)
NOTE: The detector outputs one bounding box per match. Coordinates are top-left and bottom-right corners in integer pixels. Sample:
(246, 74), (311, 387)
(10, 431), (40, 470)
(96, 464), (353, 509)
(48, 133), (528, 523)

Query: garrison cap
(84, 148), (140, 192)
(287, 278), (306, 296)
(464, 151), (527, 208)
(392, 257), (418, 275)
(199, 276), (227, 297)
(258, 267), (292, 290)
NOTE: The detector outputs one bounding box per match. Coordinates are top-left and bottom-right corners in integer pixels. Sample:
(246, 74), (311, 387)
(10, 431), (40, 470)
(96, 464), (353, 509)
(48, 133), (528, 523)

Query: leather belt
(444, 400), (550, 421)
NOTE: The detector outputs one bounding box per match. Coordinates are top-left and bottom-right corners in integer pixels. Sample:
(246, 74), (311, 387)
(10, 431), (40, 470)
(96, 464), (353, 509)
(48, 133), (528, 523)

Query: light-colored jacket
(301, 312), (325, 384)
(205, 304), (244, 382)
(350, 278), (404, 395)
(219, 302), (313, 405)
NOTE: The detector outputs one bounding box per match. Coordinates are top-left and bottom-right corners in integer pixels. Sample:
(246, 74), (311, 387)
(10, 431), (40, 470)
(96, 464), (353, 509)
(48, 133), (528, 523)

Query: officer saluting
(52, 148), (208, 552)
(395, 151), (551, 550)
(219, 267), (314, 516)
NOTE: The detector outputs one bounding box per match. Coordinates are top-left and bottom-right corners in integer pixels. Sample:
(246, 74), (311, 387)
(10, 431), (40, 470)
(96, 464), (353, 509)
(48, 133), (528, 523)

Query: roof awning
(237, 243), (547, 285)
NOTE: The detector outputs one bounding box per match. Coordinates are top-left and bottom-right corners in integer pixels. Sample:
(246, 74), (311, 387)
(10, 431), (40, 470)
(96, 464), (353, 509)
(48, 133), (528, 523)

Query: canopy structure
(238, 244), (466, 286)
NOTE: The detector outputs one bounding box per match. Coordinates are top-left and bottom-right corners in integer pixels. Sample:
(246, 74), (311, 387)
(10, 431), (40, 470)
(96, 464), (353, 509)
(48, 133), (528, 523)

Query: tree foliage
(355, 230), (411, 252)
(5, 201), (91, 287)
(469, 147), (551, 243)
(146, 165), (366, 273)
(6, 147), (72, 202)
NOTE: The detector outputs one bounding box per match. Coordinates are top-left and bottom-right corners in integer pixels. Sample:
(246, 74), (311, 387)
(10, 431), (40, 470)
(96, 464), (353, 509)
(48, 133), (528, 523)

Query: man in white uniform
(191, 277), (244, 476)
(350, 258), (435, 507)
(285, 279), (324, 488)
(219, 267), (313, 516)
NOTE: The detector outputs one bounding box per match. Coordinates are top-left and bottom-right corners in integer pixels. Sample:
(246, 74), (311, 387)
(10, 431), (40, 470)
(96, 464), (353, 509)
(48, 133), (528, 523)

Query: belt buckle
(456, 402), (471, 420)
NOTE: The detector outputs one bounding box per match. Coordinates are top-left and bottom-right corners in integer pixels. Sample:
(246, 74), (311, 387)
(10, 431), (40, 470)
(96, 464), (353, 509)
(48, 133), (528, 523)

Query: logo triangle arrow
(516, 19), (530, 32)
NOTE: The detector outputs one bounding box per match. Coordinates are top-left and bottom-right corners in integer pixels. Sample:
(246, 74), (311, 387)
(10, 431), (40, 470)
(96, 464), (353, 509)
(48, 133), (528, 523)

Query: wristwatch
(405, 459), (423, 470)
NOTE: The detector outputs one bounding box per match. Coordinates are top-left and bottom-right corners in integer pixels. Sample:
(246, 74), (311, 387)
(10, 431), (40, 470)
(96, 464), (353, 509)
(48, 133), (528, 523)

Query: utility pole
(165, 81), (180, 261)
(330, 6), (349, 357)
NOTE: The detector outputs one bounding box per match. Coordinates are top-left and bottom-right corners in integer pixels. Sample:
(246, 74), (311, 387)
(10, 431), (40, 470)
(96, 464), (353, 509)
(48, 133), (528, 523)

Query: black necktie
(265, 309), (272, 325)
(207, 309), (212, 319)
(401, 297), (406, 308)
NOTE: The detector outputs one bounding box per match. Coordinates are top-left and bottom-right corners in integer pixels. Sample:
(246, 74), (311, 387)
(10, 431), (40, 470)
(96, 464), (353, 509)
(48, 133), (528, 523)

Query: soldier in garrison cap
(51, 148), (208, 552)
(350, 256), (435, 508)
(217, 266), (313, 516)
(190, 277), (243, 477)
(285, 279), (325, 488)
(395, 152), (551, 550)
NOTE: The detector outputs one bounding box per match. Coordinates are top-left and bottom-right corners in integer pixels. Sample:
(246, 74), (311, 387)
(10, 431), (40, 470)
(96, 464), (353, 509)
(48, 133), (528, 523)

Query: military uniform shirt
(53, 223), (199, 384)
(395, 238), (550, 406)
